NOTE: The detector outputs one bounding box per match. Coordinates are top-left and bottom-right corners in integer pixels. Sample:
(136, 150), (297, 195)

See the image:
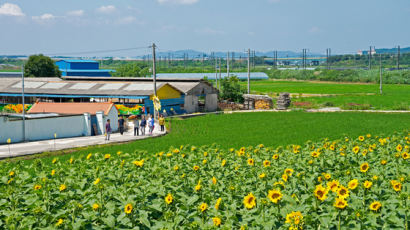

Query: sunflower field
(1, 133), (409, 229)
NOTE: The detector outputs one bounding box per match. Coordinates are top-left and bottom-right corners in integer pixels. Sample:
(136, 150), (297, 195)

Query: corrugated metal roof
(0, 78), (178, 97)
(57, 60), (98, 63)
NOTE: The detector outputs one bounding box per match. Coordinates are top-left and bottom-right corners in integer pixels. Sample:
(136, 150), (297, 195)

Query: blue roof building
(56, 60), (115, 77)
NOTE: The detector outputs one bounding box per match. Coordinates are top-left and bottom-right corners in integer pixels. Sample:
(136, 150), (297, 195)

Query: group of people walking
(133, 114), (165, 136)
(105, 114), (165, 140)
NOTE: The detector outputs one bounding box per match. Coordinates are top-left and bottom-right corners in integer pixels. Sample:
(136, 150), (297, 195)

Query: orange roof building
(28, 102), (119, 135)
(28, 102), (116, 115)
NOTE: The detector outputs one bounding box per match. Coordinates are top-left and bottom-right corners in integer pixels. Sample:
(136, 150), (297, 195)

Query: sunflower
(195, 180), (202, 191)
(247, 158), (254, 166)
(229, 148), (234, 152)
(311, 151), (320, 158)
(259, 173), (266, 179)
(293, 145), (301, 154)
(348, 179), (359, 190)
(174, 165), (179, 171)
(360, 162), (369, 173)
(51, 170), (56, 176)
(334, 197), (348, 209)
(52, 158), (58, 164)
(69, 158), (74, 164)
(221, 159), (226, 167)
(267, 189), (283, 204)
(202, 159), (207, 164)
(212, 217), (221, 227)
(34, 184), (42, 190)
(263, 160), (271, 167)
(193, 165), (200, 171)
(199, 203), (208, 212)
(165, 193), (173, 204)
(391, 180), (402, 192)
(59, 184), (67, 192)
(282, 174), (288, 182)
(124, 203), (133, 214)
(352, 146), (360, 154)
(363, 180), (372, 189)
(86, 153), (92, 160)
(402, 152), (409, 160)
(396, 144), (403, 152)
(133, 159), (144, 167)
(215, 198), (222, 210)
(104, 154), (111, 159)
(327, 180), (340, 192)
(55, 219), (63, 227)
(324, 173), (331, 180)
(92, 203), (99, 211)
(337, 186), (349, 199)
(314, 184), (329, 201)
(329, 145), (335, 151)
(212, 177), (217, 185)
(272, 154), (279, 160)
(284, 168), (294, 176)
(358, 136), (365, 141)
(285, 211), (303, 226)
(243, 193), (256, 209)
(93, 178), (100, 185)
(369, 201), (382, 211)
(381, 160), (387, 165)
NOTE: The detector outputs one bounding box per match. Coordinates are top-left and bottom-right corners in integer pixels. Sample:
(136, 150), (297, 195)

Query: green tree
(113, 63), (142, 77)
(220, 76), (245, 103)
(24, 54), (61, 77)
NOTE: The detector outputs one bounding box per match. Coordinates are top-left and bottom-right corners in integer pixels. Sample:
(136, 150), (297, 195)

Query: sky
(0, 0), (409, 56)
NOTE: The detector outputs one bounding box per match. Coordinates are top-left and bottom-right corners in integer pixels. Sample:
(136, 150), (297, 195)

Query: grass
(241, 80), (410, 110)
(6, 111), (410, 165)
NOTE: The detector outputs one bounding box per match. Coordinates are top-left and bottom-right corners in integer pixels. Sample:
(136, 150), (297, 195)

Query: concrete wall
(205, 93), (218, 112)
(184, 95), (198, 113)
(0, 114), (92, 144)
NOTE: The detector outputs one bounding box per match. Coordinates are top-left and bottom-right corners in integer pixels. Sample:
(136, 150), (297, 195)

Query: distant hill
(375, 47), (410, 54)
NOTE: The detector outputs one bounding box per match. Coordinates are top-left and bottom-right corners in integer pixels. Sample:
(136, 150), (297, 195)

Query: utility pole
(215, 55), (218, 88)
(379, 54), (382, 94)
(397, 45), (400, 70)
(247, 49), (250, 94)
(368, 46), (372, 70)
(326, 48), (329, 70)
(152, 43), (157, 118)
(227, 51), (230, 78)
(218, 58), (221, 91)
(22, 64), (25, 142)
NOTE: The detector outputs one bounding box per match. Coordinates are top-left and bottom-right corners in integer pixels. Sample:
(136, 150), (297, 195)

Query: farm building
(0, 76), (218, 115)
(28, 102), (118, 135)
(55, 60), (115, 77)
(0, 113), (93, 144)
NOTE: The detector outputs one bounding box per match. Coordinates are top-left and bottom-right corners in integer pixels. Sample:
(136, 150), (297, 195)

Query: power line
(46, 46), (150, 56)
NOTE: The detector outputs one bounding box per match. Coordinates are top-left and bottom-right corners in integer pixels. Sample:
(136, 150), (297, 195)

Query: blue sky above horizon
(0, 0), (409, 56)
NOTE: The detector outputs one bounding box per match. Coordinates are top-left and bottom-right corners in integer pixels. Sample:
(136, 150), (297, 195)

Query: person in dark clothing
(118, 116), (125, 135)
(140, 115), (146, 135)
(105, 119), (111, 140)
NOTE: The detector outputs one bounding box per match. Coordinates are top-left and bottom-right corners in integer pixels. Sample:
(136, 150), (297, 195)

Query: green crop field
(6, 112), (410, 165)
(1, 112), (409, 229)
(241, 80), (410, 110)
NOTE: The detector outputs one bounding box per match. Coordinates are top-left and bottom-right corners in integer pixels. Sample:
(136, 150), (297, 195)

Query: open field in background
(4, 112), (410, 166)
(242, 80), (410, 110)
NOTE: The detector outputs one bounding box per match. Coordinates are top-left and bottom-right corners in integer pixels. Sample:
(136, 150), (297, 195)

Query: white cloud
(67, 10), (84, 17)
(0, 3), (25, 16)
(309, 26), (321, 33)
(116, 16), (137, 24)
(157, 0), (199, 5)
(96, 5), (116, 14)
(32, 13), (56, 23)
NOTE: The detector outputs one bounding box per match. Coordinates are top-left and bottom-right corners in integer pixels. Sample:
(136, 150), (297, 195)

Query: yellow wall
(150, 84), (181, 100)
